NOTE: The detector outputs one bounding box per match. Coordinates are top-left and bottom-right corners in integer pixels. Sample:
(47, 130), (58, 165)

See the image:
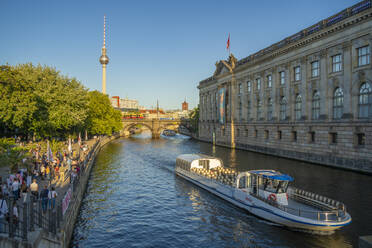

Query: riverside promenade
(0, 134), (119, 248)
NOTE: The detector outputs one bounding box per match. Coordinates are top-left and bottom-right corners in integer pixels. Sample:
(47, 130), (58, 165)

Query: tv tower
(99, 15), (109, 94)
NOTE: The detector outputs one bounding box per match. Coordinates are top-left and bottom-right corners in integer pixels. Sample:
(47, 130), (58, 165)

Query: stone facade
(198, 0), (372, 174)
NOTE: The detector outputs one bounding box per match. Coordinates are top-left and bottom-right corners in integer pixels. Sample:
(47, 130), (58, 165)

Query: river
(71, 131), (372, 247)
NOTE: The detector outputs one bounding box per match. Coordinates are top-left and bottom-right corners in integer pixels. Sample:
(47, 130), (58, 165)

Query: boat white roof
(177, 153), (216, 162)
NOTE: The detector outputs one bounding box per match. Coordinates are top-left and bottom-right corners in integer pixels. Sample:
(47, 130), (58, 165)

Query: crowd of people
(0, 139), (89, 233)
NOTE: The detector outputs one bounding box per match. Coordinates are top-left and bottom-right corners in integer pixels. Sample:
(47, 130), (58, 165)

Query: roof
(249, 170), (294, 182)
(176, 154), (218, 162)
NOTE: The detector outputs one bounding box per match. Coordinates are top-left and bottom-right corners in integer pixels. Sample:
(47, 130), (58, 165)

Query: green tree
(188, 105), (199, 134)
(86, 91), (122, 135)
(0, 63), (89, 138)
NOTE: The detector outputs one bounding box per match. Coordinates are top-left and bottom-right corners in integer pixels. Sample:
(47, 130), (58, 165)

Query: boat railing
(251, 188), (347, 222)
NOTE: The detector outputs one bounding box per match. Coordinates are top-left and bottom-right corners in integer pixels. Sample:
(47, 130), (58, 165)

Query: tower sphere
(100, 54), (109, 65)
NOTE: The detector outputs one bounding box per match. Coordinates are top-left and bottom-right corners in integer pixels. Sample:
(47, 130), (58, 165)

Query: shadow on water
(71, 134), (369, 248)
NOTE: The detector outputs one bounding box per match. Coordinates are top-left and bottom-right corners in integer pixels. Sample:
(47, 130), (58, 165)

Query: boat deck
(284, 198), (340, 221)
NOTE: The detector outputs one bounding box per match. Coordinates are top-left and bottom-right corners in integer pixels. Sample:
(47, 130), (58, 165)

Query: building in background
(182, 99), (189, 111)
(198, 1), (372, 173)
(110, 96), (139, 111)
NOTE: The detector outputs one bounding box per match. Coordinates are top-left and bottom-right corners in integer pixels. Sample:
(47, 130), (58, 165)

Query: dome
(100, 55), (109, 65)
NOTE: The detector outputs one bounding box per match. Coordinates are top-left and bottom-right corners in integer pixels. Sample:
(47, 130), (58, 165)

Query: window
(311, 61), (319, 77)
(257, 99), (263, 120)
(238, 83), (242, 95)
(359, 82), (372, 118)
(280, 97), (287, 120)
(357, 133), (366, 146)
(245, 129), (248, 137)
(358, 45), (370, 66)
(277, 131), (282, 140)
(295, 94), (302, 120)
(247, 101), (251, 120)
(280, 71), (285, 85)
(222, 128), (225, 136)
(247, 81), (251, 92)
(332, 54), (342, 72)
(264, 130), (269, 139)
(329, 132), (337, 144)
(254, 129), (258, 138)
(312, 91), (320, 120)
(294, 66), (301, 81)
(256, 78), (261, 91)
(292, 131), (297, 142)
(267, 75), (272, 88)
(239, 99), (242, 121)
(237, 129), (240, 137)
(309, 131), (315, 143)
(333, 88), (344, 119)
(267, 98), (273, 121)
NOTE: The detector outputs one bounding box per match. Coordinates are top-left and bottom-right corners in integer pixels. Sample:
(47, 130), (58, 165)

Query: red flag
(226, 33), (230, 50)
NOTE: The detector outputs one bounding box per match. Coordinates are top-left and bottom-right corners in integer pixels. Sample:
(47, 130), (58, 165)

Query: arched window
(257, 99), (263, 120)
(267, 98), (273, 120)
(295, 94), (302, 120)
(312, 91), (320, 120)
(359, 82), (372, 118)
(333, 88), (344, 119)
(280, 97), (287, 121)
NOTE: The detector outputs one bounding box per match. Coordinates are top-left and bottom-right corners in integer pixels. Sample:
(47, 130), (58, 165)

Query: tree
(188, 105), (199, 134)
(0, 63), (89, 138)
(86, 91), (122, 135)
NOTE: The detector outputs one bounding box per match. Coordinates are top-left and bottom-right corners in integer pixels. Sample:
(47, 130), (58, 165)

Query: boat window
(276, 181), (288, 193)
(199, 160), (210, 170)
(239, 176), (247, 188)
(263, 179), (280, 193)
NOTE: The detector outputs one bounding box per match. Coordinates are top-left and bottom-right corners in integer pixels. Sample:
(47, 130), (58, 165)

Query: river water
(71, 131), (372, 247)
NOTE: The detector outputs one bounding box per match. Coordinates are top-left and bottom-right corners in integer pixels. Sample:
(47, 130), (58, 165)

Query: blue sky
(1, 0), (359, 110)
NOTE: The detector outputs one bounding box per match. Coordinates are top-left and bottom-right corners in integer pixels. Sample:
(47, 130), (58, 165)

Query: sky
(0, 0), (360, 110)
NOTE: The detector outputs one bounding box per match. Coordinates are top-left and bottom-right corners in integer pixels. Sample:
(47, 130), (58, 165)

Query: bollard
(22, 202), (27, 241)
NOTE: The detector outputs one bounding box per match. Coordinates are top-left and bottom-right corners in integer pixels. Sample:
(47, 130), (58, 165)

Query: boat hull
(175, 168), (351, 233)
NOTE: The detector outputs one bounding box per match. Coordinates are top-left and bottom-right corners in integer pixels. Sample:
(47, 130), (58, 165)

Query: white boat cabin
(236, 170), (293, 206)
(176, 154), (223, 171)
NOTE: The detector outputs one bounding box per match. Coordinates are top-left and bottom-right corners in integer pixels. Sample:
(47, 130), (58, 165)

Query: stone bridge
(122, 119), (182, 138)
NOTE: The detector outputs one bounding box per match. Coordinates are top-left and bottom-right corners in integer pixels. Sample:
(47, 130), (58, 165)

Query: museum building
(198, 0), (372, 173)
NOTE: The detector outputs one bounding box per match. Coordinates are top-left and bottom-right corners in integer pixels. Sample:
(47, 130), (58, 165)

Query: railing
(250, 187), (348, 222)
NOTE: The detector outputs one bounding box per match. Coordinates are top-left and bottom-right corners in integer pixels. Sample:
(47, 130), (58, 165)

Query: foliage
(188, 105), (199, 134)
(0, 63), (122, 139)
(86, 91), (122, 135)
(0, 138), (29, 171)
(0, 63), (88, 138)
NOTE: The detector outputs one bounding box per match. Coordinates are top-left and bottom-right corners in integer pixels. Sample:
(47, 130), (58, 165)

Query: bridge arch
(122, 119), (181, 139)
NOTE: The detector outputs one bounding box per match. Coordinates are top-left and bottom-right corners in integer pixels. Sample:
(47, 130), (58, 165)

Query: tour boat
(163, 129), (176, 137)
(175, 154), (352, 234)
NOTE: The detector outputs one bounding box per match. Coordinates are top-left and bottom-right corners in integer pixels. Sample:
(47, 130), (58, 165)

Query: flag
(226, 33), (230, 51)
